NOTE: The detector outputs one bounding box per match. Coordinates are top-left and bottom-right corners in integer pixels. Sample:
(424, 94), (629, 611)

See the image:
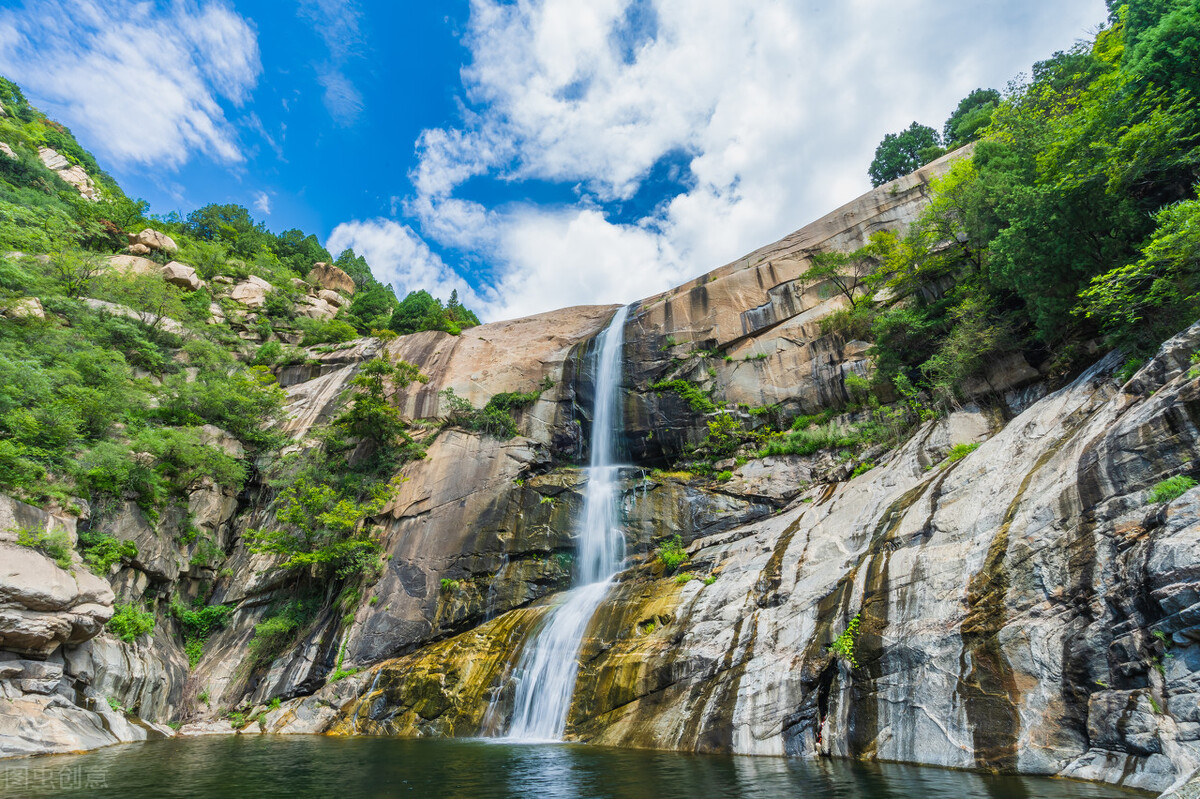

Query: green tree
(943, 88), (1001, 147)
(868, 122), (941, 186)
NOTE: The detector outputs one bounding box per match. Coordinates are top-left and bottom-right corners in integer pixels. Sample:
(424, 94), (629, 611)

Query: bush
(247, 600), (318, 670)
(827, 613), (861, 668)
(171, 597), (234, 668)
(656, 535), (688, 573)
(757, 422), (863, 458)
(14, 526), (72, 570)
(650, 379), (716, 414)
(946, 442), (981, 463)
(108, 602), (155, 643)
(439, 386), (544, 440)
(78, 530), (137, 574)
(1147, 476), (1198, 504)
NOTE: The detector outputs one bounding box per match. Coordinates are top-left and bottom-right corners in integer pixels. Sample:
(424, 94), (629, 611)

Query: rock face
(310, 321), (1200, 796)
(306, 263), (355, 295)
(37, 147), (99, 201)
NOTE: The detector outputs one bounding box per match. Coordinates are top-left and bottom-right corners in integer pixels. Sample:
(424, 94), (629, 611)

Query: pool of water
(0, 737), (1152, 799)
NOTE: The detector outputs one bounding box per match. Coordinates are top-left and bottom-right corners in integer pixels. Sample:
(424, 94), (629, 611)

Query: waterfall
(503, 304), (630, 741)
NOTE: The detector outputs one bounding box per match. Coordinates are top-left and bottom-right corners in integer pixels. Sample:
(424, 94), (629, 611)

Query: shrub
(171, 597), (234, 668)
(247, 600), (318, 671)
(1148, 476), (1198, 504)
(439, 386), (545, 440)
(78, 530), (137, 574)
(650, 379), (716, 414)
(715, 470), (733, 482)
(14, 526), (72, 570)
(850, 461), (875, 479)
(946, 442), (981, 463)
(656, 535), (688, 573)
(827, 613), (861, 668)
(757, 422), (863, 458)
(108, 602), (155, 643)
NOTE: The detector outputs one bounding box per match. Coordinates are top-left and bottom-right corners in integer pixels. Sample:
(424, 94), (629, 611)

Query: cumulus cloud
(0, 0), (260, 168)
(327, 218), (487, 308)
(387, 0), (1107, 321)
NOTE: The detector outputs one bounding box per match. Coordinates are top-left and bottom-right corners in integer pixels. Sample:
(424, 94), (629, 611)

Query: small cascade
(501, 304), (630, 741)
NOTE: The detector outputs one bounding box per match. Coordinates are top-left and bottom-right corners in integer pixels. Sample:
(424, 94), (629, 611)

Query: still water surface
(0, 737), (1151, 799)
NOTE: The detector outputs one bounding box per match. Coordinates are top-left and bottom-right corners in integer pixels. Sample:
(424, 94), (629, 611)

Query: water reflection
(0, 737), (1149, 799)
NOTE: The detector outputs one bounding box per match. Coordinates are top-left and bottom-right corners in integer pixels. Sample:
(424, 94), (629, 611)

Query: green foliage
(78, 530), (137, 575)
(650, 379), (716, 414)
(246, 476), (390, 580)
(247, 599), (318, 671)
(439, 578), (460, 592)
(297, 318), (359, 346)
(171, 596), (234, 668)
(943, 88), (1001, 147)
(827, 614), (861, 668)
(656, 535), (688, 573)
(439, 385), (546, 440)
(757, 422), (863, 458)
(108, 602), (155, 643)
(850, 461), (875, 479)
(14, 526), (72, 570)
(1079, 198), (1200, 354)
(389, 289), (481, 336)
(868, 122), (941, 186)
(946, 442), (981, 463)
(715, 470), (733, 482)
(1147, 476), (1198, 504)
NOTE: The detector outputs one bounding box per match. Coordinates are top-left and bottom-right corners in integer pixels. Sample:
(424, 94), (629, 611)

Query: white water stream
(503, 305), (630, 741)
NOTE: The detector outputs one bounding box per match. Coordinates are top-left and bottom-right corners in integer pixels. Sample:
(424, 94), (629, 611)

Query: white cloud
(0, 0), (260, 168)
(253, 191), (272, 215)
(298, 0), (367, 125)
(387, 0), (1107, 322)
(326, 218), (487, 308)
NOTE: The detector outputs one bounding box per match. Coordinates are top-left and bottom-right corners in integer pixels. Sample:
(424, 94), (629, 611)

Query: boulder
(289, 278), (309, 292)
(0, 543), (114, 656)
(317, 289), (349, 308)
(197, 424), (245, 459)
(0, 142), (15, 160)
(126, 242), (151, 256)
(161, 261), (201, 291)
(229, 275), (273, 308)
(306, 263), (355, 295)
(105, 254), (160, 277)
(128, 228), (178, 254)
(296, 296), (338, 321)
(3, 297), (44, 320)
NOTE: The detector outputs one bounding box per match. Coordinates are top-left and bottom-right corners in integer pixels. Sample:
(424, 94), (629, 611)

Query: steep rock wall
(306, 323), (1200, 797)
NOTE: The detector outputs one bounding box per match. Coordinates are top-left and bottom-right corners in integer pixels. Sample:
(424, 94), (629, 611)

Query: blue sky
(0, 0), (1108, 321)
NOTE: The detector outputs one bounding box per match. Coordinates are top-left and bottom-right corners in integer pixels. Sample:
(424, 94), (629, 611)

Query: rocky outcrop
(37, 147), (99, 201)
(306, 263), (355, 295)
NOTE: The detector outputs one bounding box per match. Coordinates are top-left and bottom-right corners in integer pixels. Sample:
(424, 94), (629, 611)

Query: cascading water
(502, 304), (630, 741)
